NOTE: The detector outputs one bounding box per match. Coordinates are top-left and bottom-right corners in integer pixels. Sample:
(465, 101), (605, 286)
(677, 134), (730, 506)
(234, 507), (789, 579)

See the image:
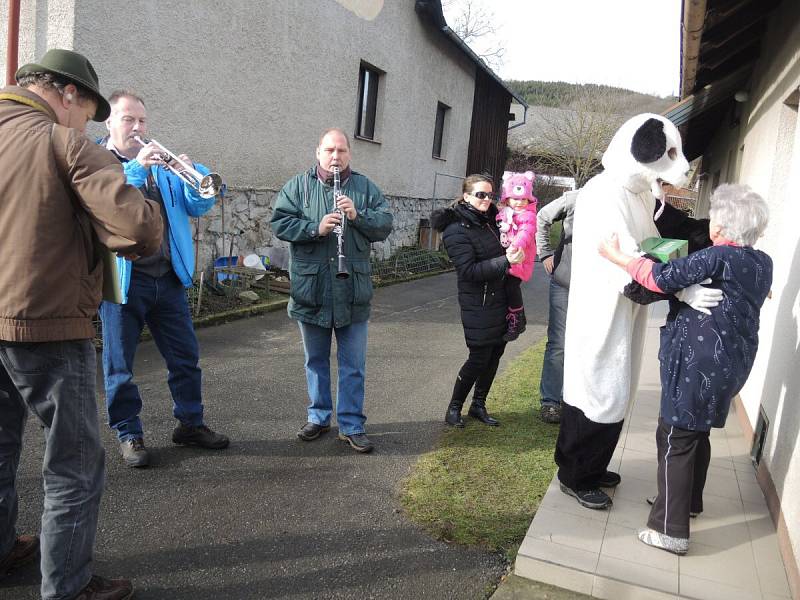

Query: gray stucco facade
(1, 0), (478, 268)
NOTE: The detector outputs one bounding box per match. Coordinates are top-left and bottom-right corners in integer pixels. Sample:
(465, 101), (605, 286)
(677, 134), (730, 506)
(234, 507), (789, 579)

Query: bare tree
(534, 90), (625, 188)
(506, 85), (675, 189)
(442, 0), (505, 71)
(533, 175), (572, 206)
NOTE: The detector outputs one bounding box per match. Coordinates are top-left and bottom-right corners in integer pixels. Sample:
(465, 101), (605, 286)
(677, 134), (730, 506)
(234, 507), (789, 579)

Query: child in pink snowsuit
(497, 170), (538, 341)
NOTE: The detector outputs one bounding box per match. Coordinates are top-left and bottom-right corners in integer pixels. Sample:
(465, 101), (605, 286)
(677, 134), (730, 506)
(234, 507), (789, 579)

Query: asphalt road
(3, 267), (550, 600)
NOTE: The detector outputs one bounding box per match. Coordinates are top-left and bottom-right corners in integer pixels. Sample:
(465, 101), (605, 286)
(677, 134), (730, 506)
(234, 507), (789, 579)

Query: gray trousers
(647, 418), (710, 539)
(0, 340), (105, 600)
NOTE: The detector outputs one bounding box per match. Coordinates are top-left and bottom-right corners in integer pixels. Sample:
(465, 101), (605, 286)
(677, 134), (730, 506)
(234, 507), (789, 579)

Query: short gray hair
(108, 89), (146, 108)
(318, 128), (350, 149)
(709, 184), (769, 246)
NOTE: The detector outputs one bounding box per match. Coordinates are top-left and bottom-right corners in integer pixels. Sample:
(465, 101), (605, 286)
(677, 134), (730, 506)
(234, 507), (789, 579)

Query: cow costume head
(602, 113), (689, 200)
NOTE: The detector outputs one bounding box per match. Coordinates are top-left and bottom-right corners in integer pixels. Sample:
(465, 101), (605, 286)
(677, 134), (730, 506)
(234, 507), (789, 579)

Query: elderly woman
(599, 183), (772, 555)
(432, 174), (526, 428)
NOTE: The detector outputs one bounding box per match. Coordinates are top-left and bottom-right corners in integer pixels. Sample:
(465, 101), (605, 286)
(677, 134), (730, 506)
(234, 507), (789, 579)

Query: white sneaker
(638, 528), (689, 555)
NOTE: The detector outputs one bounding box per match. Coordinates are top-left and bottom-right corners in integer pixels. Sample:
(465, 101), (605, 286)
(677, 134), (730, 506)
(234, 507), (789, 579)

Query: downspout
(508, 104), (528, 130)
(681, 0), (707, 98)
(6, 0), (21, 85)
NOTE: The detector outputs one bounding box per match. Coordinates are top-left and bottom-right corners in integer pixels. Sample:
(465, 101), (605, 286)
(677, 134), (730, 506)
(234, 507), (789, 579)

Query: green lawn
(400, 339), (558, 561)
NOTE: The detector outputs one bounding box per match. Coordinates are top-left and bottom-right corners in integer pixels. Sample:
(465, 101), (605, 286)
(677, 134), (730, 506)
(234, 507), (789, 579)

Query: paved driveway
(4, 268), (549, 600)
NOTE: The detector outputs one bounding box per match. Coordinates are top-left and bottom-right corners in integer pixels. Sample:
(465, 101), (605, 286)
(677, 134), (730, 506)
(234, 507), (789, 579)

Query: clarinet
(332, 166), (350, 279)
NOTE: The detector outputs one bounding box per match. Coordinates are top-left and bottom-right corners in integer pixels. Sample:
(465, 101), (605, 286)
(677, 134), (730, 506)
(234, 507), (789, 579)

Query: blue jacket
(100, 143), (216, 302)
(653, 245), (772, 431)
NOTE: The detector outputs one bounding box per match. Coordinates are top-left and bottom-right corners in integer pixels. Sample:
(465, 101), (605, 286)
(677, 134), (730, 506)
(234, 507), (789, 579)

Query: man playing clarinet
(270, 128), (392, 453)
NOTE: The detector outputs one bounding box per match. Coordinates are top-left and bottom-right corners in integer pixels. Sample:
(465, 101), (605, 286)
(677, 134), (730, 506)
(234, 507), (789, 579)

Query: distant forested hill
(506, 80), (676, 114)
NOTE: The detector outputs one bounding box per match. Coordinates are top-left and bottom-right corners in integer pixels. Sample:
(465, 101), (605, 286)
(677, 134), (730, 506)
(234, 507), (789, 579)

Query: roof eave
(415, 0), (528, 108)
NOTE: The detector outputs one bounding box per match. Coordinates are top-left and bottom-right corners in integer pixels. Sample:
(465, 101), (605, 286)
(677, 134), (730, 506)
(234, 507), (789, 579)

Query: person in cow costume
(556, 114), (722, 509)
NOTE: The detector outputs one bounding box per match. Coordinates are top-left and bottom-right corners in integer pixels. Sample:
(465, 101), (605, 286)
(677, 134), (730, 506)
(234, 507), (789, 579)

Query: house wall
(0, 0), (76, 68)
(75, 0), (477, 197)
(696, 1), (800, 585)
(0, 0), (477, 265)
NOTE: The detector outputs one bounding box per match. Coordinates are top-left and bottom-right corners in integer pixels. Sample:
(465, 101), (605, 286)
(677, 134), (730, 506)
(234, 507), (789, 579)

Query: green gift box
(640, 237), (688, 263)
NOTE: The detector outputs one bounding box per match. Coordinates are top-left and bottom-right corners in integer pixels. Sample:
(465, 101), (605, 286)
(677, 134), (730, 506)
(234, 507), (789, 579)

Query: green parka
(270, 167), (393, 328)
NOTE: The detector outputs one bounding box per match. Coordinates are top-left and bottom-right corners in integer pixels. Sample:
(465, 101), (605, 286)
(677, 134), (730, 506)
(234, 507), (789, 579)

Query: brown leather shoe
(0, 534), (39, 577)
(72, 575), (134, 600)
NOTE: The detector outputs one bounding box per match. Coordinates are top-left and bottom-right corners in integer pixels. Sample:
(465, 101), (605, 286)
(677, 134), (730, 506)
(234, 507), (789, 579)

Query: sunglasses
(471, 191), (496, 200)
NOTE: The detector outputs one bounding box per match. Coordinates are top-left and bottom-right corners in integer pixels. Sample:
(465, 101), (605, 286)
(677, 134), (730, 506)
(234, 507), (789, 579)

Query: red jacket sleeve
(626, 257), (663, 292)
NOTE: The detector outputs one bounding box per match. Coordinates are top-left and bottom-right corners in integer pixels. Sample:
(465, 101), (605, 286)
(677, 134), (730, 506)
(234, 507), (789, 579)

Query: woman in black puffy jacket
(431, 174), (525, 428)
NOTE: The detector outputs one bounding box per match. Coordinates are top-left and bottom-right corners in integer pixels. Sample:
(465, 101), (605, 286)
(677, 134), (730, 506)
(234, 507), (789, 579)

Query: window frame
(355, 62), (383, 142)
(432, 101), (451, 159)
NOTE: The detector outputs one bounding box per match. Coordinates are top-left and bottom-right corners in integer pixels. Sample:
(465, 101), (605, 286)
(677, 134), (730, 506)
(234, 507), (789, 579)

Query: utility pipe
(681, 0), (707, 98)
(6, 0), (21, 85)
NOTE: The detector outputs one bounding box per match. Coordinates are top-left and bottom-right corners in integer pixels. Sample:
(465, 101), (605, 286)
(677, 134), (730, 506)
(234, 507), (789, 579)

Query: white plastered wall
(1, 1), (476, 198)
(698, 1), (800, 574)
(0, 0), (76, 73)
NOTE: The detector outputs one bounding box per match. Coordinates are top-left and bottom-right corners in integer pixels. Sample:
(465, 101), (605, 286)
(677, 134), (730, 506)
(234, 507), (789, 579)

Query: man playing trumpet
(271, 128), (393, 453)
(99, 90), (229, 467)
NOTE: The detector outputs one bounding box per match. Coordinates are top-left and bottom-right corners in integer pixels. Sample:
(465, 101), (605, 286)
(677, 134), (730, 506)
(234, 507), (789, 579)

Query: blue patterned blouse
(652, 244), (772, 431)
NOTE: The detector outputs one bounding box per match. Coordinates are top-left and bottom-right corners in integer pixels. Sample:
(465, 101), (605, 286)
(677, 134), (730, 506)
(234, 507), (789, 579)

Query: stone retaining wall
(193, 187), (451, 272)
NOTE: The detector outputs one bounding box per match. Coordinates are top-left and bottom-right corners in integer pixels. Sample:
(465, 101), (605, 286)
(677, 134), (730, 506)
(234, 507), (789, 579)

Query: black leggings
(505, 276), (523, 310)
(452, 343), (507, 403)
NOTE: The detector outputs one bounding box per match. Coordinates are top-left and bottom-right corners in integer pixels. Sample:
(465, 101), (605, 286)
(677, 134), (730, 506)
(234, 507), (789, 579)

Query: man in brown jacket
(0, 49), (162, 600)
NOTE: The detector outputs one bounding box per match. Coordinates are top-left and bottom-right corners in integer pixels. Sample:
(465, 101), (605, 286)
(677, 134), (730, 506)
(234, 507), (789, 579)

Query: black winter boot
(502, 307), (527, 342)
(445, 400), (465, 428)
(445, 375), (472, 427)
(468, 389), (500, 426)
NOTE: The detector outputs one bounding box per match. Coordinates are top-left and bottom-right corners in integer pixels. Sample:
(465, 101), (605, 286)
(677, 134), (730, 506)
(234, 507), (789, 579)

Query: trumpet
(133, 136), (223, 199)
(331, 166), (349, 280)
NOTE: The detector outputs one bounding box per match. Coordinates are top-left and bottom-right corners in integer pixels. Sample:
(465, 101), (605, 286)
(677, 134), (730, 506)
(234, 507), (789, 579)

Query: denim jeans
(298, 320), (368, 436)
(539, 278), (569, 407)
(0, 340), (105, 600)
(99, 269), (203, 442)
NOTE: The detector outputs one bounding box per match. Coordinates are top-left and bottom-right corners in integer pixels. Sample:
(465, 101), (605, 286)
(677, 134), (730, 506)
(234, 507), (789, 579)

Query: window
(432, 102), (450, 159)
(356, 63), (382, 140)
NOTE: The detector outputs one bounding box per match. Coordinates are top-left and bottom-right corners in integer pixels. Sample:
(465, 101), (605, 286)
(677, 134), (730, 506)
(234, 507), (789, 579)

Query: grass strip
(400, 338), (558, 561)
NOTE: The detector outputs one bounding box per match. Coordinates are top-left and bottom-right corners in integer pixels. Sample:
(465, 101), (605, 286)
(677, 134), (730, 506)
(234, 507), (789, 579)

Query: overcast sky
(443, 0), (682, 98)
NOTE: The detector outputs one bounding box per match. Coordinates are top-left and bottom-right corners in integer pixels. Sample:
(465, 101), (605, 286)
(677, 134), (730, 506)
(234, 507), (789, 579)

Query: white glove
(506, 246), (525, 265)
(674, 278), (723, 315)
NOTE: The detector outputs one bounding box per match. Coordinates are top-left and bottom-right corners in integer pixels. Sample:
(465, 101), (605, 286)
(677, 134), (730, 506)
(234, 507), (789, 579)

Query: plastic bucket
(243, 254), (267, 280)
(214, 256), (238, 282)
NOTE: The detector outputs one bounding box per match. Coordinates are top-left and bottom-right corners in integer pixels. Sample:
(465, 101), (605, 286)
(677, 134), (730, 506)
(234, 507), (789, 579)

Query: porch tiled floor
(514, 304), (792, 599)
